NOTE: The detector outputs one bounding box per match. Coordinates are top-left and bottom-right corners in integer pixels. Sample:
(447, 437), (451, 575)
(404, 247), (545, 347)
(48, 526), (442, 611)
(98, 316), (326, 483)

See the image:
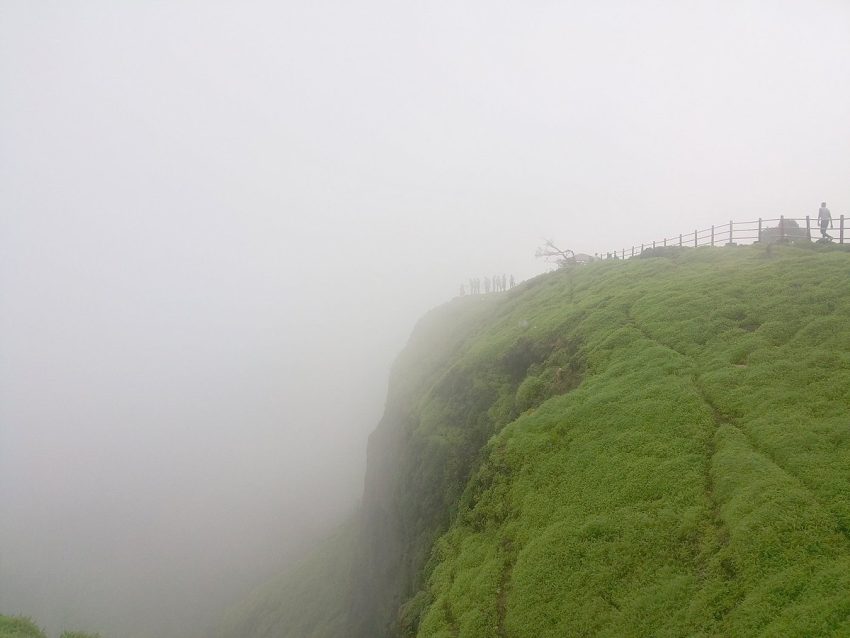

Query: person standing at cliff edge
(818, 202), (833, 240)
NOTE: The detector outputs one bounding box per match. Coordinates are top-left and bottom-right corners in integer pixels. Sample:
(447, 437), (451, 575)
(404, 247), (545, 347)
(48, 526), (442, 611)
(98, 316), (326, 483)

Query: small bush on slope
(0, 615), (99, 638)
(0, 616), (46, 638)
(412, 245), (850, 637)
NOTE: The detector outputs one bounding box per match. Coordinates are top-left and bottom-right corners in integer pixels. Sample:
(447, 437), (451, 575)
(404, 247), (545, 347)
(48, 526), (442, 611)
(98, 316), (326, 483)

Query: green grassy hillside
(411, 245), (850, 637)
(222, 244), (850, 637)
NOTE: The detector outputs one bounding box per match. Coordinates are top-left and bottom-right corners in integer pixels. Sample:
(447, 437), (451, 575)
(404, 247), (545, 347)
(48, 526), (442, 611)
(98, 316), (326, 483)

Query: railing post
(679, 233), (682, 247)
(652, 240), (656, 249)
(621, 249), (625, 260)
(780, 215), (785, 242)
(711, 225), (715, 247)
(806, 215), (812, 241)
(663, 237), (667, 247)
(758, 218), (762, 242)
(694, 229), (698, 247)
(841, 215), (845, 244)
(641, 243), (644, 253)
(631, 246), (635, 258)
(729, 220), (733, 244)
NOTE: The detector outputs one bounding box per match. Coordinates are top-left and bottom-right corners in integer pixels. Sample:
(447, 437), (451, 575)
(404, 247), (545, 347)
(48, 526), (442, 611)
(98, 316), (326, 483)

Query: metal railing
(597, 215), (847, 260)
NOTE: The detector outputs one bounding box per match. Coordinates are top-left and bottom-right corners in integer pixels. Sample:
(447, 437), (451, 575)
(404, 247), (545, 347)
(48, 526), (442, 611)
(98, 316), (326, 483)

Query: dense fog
(1, 1), (849, 636)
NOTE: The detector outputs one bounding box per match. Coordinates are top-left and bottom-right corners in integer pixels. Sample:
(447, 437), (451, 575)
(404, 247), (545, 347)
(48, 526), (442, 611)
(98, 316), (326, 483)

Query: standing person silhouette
(818, 202), (833, 239)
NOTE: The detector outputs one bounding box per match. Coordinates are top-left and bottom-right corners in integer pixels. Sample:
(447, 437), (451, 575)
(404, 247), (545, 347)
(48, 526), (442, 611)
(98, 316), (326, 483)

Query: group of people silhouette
(461, 274), (516, 296)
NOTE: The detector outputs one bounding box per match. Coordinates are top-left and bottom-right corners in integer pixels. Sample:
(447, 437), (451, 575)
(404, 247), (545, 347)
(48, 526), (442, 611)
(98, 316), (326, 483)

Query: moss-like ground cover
(411, 245), (850, 637)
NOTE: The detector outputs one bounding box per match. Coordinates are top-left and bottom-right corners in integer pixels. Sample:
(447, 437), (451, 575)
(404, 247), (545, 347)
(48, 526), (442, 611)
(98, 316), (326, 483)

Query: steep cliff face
(219, 244), (850, 638)
(348, 282), (586, 637)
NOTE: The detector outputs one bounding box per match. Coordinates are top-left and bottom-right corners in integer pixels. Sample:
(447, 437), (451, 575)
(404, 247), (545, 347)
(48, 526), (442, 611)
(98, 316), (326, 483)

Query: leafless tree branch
(535, 239), (576, 267)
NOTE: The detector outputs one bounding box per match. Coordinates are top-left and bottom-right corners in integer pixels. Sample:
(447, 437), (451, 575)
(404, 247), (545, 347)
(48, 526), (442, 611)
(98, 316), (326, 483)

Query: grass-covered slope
(221, 244), (850, 638)
(408, 245), (850, 637)
(214, 523), (356, 638)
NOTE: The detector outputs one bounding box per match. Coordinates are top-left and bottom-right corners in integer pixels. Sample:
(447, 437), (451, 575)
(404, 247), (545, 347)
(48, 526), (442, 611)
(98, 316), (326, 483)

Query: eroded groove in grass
(695, 382), (850, 546)
(624, 304), (729, 571)
(701, 420), (727, 555)
(627, 301), (850, 548)
(495, 547), (514, 638)
(441, 597), (460, 638)
(623, 304), (689, 358)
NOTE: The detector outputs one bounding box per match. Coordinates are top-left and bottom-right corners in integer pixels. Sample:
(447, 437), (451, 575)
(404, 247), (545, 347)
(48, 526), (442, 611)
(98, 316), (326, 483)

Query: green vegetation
(0, 616), (45, 638)
(214, 523), (356, 638)
(0, 616), (97, 638)
(223, 243), (850, 637)
(412, 244), (850, 637)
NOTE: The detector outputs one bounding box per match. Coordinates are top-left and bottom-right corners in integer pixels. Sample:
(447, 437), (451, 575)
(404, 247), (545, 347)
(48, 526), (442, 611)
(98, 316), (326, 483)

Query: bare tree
(535, 239), (576, 268)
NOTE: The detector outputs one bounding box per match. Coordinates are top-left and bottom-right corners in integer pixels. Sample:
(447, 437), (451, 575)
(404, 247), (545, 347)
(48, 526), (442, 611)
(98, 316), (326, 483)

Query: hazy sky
(1, 1), (849, 636)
